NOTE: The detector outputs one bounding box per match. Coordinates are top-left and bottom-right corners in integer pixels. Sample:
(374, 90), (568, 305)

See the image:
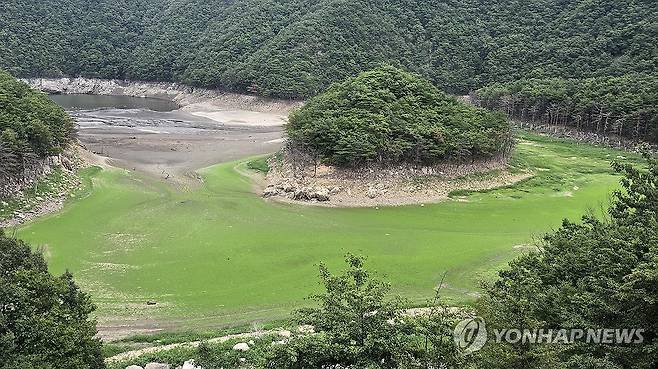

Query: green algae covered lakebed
(15, 133), (640, 330)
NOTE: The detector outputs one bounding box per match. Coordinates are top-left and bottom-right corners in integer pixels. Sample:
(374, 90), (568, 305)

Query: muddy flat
(53, 95), (287, 185)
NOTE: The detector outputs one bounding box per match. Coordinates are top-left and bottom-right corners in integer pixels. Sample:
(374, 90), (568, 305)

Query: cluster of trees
(0, 70), (75, 177)
(0, 230), (105, 369)
(1, 0), (655, 99)
(473, 74), (658, 144)
(475, 153), (658, 368)
(286, 66), (512, 167)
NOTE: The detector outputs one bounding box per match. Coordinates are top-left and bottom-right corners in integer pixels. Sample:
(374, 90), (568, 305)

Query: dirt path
(105, 330), (272, 363)
(103, 307), (466, 363)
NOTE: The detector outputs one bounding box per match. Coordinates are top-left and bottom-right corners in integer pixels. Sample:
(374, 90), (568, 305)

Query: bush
(286, 66), (512, 167)
(0, 231), (105, 369)
(266, 254), (462, 368)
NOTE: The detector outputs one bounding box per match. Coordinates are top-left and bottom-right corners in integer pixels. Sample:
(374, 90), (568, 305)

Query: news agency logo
(453, 317), (488, 354)
(453, 317), (646, 354)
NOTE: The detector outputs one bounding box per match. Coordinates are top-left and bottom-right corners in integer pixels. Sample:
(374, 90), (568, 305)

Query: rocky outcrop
(262, 182), (337, 202)
(0, 154), (73, 199)
(1, 148), (83, 227)
(261, 149), (533, 207)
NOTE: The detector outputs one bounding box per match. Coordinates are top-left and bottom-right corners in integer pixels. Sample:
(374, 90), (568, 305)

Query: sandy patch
(183, 104), (289, 127)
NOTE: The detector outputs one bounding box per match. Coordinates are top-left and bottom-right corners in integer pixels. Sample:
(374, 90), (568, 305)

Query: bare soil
(264, 154), (534, 207)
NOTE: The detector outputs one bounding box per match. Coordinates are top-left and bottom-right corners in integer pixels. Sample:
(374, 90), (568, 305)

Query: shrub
(0, 231), (105, 369)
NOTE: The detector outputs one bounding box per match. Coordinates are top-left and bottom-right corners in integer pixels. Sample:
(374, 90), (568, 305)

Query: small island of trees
(286, 66), (513, 168)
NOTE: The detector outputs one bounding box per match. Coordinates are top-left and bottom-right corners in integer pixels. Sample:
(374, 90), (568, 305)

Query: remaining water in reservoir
(49, 94), (179, 112)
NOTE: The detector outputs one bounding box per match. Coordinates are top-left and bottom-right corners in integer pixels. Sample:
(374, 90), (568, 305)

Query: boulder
(232, 342), (250, 351)
(145, 364), (170, 369)
(278, 330), (292, 338)
(182, 360), (202, 369)
(312, 188), (330, 201)
(125, 366), (143, 369)
(298, 324), (315, 334)
(293, 188), (312, 200)
(367, 187), (378, 199)
(263, 186), (280, 198)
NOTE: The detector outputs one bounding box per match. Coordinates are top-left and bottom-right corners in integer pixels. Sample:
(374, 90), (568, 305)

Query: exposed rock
(145, 363), (170, 369)
(298, 324), (315, 334)
(232, 342), (250, 351)
(263, 186), (280, 198)
(367, 187), (378, 199)
(293, 188), (312, 200)
(182, 360), (203, 369)
(312, 188), (330, 202)
(329, 187), (342, 195)
(278, 330), (292, 338)
(125, 366), (144, 369)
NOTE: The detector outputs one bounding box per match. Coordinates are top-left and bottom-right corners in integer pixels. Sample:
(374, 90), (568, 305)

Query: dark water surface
(49, 94), (179, 112)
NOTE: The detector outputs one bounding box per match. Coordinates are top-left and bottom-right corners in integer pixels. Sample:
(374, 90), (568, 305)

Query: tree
(0, 230), (105, 369)
(266, 254), (461, 368)
(475, 153), (658, 369)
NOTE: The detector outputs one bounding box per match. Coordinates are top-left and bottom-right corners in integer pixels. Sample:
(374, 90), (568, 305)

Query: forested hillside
(0, 70), (74, 177)
(473, 74), (658, 143)
(1, 0), (655, 98)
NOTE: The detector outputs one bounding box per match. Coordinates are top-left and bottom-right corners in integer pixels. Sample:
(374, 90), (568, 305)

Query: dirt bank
(263, 153), (534, 207)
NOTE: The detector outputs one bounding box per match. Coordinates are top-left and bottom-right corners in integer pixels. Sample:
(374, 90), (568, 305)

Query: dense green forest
(473, 74), (658, 144)
(0, 70), (74, 176)
(1, 0), (655, 99)
(287, 66), (512, 166)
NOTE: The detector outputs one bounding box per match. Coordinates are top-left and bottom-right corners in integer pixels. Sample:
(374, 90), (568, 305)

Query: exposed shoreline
(24, 77), (304, 127)
(22, 78), (299, 186)
(263, 154), (534, 208)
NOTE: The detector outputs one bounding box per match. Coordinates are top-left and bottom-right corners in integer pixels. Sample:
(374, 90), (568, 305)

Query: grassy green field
(13, 133), (640, 331)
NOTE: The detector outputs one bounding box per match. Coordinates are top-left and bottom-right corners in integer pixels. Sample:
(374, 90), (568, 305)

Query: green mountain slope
(1, 0), (655, 98)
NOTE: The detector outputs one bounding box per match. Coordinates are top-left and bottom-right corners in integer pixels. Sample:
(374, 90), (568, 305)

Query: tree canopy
(286, 66), (512, 167)
(476, 154), (658, 369)
(1, 0), (655, 99)
(0, 70), (74, 177)
(473, 74), (658, 144)
(0, 231), (105, 369)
